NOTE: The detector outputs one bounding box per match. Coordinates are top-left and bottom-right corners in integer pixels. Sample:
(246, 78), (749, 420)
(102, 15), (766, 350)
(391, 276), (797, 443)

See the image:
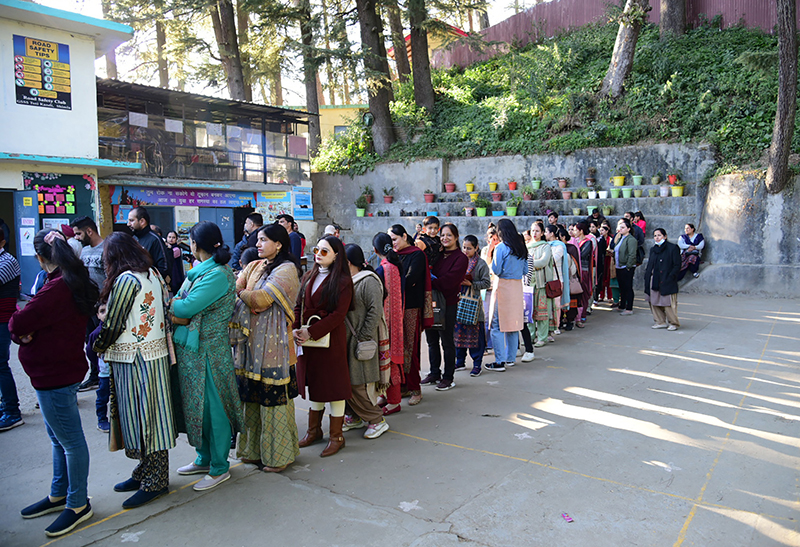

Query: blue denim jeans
(0, 323), (20, 418)
(490, 304), (519, 364)
(36, 383), (90, 509)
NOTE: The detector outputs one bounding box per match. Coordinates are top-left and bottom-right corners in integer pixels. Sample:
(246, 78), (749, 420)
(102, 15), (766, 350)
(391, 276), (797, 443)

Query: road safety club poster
(13, 35), (72, 110)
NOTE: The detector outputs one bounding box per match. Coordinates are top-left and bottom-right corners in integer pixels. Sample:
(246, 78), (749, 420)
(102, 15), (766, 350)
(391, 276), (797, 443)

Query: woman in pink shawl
(373, 233), (405, 415)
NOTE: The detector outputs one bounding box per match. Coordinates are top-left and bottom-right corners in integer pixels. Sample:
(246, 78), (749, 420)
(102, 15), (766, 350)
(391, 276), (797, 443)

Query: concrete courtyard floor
(1, 294), (800, 547)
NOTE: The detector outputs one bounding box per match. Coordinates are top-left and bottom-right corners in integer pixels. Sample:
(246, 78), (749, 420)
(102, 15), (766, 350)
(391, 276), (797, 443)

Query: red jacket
(9, 270), (89, 390)
(431, 249), (469, 306)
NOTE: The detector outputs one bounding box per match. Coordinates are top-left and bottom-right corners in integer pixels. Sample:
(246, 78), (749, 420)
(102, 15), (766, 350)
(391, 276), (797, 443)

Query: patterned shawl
(381, 258), (405, 366)
(397, 244), (434, 329)
(231, 261), (299, 387)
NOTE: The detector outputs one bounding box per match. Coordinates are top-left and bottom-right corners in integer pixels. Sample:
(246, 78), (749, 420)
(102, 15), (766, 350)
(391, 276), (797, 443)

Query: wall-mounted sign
(256, 191), (292, 223)
(35, 184), (76, 215)
(293, 187), (313, 221)
(13, 35), (71, 110)
(108, 186), (255, 208)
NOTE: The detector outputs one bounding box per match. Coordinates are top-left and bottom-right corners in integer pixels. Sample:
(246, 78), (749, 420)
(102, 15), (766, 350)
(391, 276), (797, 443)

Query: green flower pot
(633, 189), (643, 198)
(632, 175), (643, 185)
(622, 188), (633, 198)
(506, 207), (518, 216)
(610, 188), (621, 198)
(648, 188), (658, 197)
(356, 208), (365, 217)
(476, 207), (487, 217)
(531, 180), (541, 189)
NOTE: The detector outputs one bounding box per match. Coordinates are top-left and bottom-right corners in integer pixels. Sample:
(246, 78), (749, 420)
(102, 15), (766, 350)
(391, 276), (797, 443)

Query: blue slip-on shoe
(122, 488), (168, 509)
(97, 421), (110, 433)
(113, 478), (141, 492)
(21, 497), (67, 519)
(44, 502), (93, 537)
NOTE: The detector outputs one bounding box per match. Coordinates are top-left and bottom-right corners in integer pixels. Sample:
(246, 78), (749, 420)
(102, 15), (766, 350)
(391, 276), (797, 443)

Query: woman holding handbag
(420, 223), (468, 392)
(232, 224), (302, 472)
(559, 227), (583, 331)
(454, 235), (491, 377)
(525, 221), (556, 347)
(341, 244), (390, 439)
(293, 236), (354, 457)
(545, 225), (569, 335)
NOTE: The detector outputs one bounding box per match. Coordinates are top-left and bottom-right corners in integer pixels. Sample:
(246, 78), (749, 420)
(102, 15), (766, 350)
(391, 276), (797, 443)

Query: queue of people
(3, 207), (705, 538)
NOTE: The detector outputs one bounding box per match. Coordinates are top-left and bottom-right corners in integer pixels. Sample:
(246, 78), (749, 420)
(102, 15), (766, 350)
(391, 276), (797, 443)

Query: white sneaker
(193, 472), (231, 491)
(667, 325), (678, 331)
(178, 462), (210, 475)
(521, 352), (535, 362)
(517, 347), (524, 357)
(363, 420), (389, 439)
(553, 329), (561, 335)
(652, 323), (668, 329)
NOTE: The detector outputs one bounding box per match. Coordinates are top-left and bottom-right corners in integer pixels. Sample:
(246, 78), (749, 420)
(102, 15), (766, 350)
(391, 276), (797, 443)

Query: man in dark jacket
(624, 211), (646, 265)
(127, 207), (169, 280)
(229, 212), (263, 271)
(643, 228), (682, 330)
(276, 214), (302, 260)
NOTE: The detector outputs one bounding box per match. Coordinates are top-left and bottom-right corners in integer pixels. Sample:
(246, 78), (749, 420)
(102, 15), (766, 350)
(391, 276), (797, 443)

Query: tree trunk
(272, 71), (284, 106)
(300, 0), (321, 155)
(236, 1), (253, 101)
(210, 0), (247, 100)
(600, 0), (646, 100)
(660, 0), (685, 39)
(408, 0), (435, 111)
(766, 0), (797, 194)
(155, 0), (169, 88)
(386, 0), (411, 83)
(100, 0), (118, 78)
(477, 10), (490, 30)
(356, 0), (397, 155)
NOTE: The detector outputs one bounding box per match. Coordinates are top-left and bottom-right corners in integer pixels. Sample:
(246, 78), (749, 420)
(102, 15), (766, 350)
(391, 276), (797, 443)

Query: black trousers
(616, 267), (635, 311)
(426, 305), (457, 381)
(520, 324), (533, 352)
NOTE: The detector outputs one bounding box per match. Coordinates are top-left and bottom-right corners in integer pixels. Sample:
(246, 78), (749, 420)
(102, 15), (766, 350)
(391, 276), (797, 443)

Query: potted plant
(671, 179), (686, 197)
(561, 190), (573, 200)
(587, 205), (598, 215)
(588, 187), (598, 199)
(578, 188), (589, 199)
(659, 183), (670, 197)
(470, 192), (479, 202)
(424, 189), (435, 203)
(622, 187), (633, 198)
(465, 178), (476, 192)
(491, 190), (504, 202)
(571, 206), (581, 216)
(586, 167), (597, 187)
(611, 165), (627, 186)
(631, 171), (643, 185)
(597, 185), (608, 199)
(667, 169), (683, 185)
(602, 204), (613, 216)
(464, 205), (475, 216)
(355, 194), (368, 217)
(362, 185), (374, 204)
(507, 195), (522, 216)
(492, 203), (504, 217)
(426, 210), (438, 217)
(521, 185), (537, 200)
(445, 181), (457, 193)
(555, 177), (570, 189)
(475, 197), (491, 217)
(383, 186), (396, 203)
(489, 181), (499, 191)
(633, 188), (643, 198)
(610, 187), (621, 199)
(651, 172), (662, 185)
(531, 177), (542, 190)
(648, 188), (658, 197)
(508, 178), (519, 191)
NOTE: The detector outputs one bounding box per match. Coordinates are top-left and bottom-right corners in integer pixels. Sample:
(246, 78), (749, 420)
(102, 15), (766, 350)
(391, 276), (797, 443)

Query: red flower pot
(383, 195), (393, 203)
(523, 193), (533, 201)
(508, 181), (518, 191)
(668, 174), (678, 185)
(491, 192), (503, 202)
(424, 193), (435, 203)
(445, 183), (456, 193)
(557, 178), (568, 188)
(364, 194), (373, 204)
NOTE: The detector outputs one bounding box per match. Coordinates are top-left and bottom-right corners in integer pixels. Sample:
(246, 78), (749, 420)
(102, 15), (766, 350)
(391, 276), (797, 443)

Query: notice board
(13, 35), (72, 110)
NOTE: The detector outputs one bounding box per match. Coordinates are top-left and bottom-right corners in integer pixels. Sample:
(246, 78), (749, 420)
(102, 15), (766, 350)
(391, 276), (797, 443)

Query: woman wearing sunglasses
(292, 236), (354, 457)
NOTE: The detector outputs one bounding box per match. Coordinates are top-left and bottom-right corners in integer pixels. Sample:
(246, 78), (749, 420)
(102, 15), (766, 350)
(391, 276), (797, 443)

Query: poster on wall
(23, 173), (95, 225)
(175, 206), (199, 244)
(13, 35), (72, 110)
(19, 228), (35, 256)
(108, 186), (255, 208)
(255, 191), (292, 223)
(42, 218), (69, 232)
(293, 187), (313, 221)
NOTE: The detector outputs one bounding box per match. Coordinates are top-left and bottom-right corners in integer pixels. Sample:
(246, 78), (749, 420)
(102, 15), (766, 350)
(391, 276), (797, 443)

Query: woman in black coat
(644, 228), (682, 331)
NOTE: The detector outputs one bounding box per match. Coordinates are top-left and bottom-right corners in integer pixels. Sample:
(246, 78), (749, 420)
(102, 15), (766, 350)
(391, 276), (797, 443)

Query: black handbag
(430, 289), (446, 330)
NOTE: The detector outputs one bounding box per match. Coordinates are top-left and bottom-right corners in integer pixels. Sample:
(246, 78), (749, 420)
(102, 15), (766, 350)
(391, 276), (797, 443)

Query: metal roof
(96, 78), (314, 125)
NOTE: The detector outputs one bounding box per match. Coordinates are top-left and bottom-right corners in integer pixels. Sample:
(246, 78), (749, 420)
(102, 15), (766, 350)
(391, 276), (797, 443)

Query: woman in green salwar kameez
(231, 224), (302, 472)
(170, 221), (243, 492)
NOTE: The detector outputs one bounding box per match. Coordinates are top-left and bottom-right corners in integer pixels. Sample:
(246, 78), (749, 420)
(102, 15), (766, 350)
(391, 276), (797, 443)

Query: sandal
(263, 464), (288, 473)
(408, 394), (422, 406)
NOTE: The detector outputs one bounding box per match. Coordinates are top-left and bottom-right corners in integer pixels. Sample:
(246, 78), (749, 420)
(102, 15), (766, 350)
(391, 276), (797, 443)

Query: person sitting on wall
(677, 223), (705, 280)
(126, 207), (169, 281)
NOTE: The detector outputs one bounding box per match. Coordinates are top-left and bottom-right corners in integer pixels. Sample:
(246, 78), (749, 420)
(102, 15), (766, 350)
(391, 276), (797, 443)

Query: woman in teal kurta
(170, 221), (244, 492)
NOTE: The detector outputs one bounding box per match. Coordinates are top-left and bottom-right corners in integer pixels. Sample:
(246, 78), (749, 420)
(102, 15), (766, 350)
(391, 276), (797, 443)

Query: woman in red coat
(292, 236), (353, 457)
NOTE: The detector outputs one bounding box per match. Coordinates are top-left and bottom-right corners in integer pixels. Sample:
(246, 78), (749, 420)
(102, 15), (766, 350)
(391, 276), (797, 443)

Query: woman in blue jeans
(9, 229), (99, 537)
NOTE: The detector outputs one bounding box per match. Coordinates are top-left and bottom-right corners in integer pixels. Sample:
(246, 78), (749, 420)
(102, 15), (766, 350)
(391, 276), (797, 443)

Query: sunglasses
(312, 246), (332, 257)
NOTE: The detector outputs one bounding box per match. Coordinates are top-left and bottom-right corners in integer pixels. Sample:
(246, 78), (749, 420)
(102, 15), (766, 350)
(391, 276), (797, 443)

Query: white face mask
(655, 239), (665, 246)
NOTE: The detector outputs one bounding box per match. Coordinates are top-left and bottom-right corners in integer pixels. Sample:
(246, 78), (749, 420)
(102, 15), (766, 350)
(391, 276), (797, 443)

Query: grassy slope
(314, 20), (786, 176)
